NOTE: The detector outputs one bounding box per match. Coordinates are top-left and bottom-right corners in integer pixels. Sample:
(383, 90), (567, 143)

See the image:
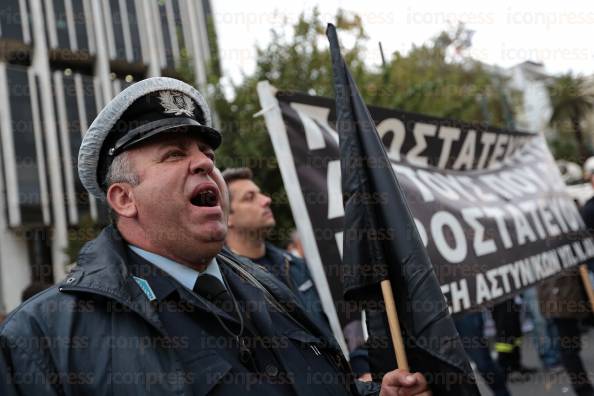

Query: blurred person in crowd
(286, 229), (305, 258)
(557, 160), (583, 186)
(491, 297), (538, 381)
(581, 157), (594, 232)
(21, 282), (52, 302)
(538, 267), (594, 396)
(0, 78), (429, 395)
(454, 310), (511, 396)
(522, 287), (562, 372)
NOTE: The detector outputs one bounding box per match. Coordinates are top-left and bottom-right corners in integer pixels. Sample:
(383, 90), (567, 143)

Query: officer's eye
(164, 150), (185, 160)
(197, 142), (215, 162)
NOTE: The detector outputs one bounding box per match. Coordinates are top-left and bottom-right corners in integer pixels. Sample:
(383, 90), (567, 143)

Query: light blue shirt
(128, 245), (225, 291)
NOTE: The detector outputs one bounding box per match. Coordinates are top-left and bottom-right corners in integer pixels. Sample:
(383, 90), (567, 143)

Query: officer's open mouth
(190, 187), (219, 207)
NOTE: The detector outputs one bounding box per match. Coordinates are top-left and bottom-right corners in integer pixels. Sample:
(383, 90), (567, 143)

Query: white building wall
(0, 82), (30, 311)
(30, 0), (70, 286)
(507, 62), (553, 135)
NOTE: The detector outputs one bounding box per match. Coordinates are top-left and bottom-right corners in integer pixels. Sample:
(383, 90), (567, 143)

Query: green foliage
(205, 15), (222, 81)
(210, 10), (379, 246)
(548, 73), (594, 162)
(549, 135), (580, 163)
(370, 27), (514, 125)
(65, 214), (102, 264)
(209, 10), (521, 247)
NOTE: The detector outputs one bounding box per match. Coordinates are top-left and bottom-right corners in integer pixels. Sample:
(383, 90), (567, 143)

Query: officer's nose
(189, 149), (214, 175)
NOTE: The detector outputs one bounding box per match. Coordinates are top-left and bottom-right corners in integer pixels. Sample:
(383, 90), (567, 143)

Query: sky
(212, 0), (594, 91)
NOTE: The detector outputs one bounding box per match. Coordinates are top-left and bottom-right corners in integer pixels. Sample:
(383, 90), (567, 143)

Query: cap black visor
(110, 117), (221, 157)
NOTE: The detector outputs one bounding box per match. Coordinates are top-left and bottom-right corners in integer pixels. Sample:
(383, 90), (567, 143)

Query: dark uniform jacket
(581, 196), (594, 232)
(250, 243), (329, 333)
(0, 226), (379, 395)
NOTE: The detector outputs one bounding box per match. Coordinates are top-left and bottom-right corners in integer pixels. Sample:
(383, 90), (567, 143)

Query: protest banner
(257, 82), (594, 340)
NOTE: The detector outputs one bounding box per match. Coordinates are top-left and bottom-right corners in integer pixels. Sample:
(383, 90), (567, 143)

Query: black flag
(327, 24), (480, 395)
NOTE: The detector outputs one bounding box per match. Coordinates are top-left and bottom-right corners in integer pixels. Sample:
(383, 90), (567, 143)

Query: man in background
(223, 168), (328, 331)
(21, 282), (52, 303)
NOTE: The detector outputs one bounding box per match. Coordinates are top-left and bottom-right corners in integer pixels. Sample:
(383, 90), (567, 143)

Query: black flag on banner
(327, 24), (480, 395)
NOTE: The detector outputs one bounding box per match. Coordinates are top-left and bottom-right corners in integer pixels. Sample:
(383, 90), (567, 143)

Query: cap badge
(158, 90), (195, 117)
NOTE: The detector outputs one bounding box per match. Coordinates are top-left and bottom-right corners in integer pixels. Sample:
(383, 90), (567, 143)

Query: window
(0, 0), (24, 41)
(158, 1), (174, 69)
(52, 0), (70, 49)
(126, 0), (142, 63)
(171, 0), (185, 56)
(40, 0), (51, 48)
(6, 65), (43, 224)
(26, 228), (54, 284)
(63, 73), (90, 220)
(81, 74), (97, 125)
(109, 0), (127, 60)
(71, 0), (89, 52)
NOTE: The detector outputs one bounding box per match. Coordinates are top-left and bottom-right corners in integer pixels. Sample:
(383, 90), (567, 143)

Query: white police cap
(78, 77), (220, 200)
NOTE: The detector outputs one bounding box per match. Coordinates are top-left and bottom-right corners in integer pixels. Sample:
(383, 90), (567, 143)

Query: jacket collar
(265, 242), (294, 263)
(59, 227), (240, 325)
(59, 227), (339, 351)
(126, 249), (179, 301)
(59, 225), (165, 331)
(60, 225), (135, 299)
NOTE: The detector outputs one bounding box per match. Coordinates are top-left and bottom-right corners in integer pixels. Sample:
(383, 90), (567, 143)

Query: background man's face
(124, 133), (229, 263)
(228, 179), (276, 234)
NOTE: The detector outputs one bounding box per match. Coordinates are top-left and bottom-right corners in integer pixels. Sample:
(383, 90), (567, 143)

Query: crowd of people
(453, 160), (594, 396)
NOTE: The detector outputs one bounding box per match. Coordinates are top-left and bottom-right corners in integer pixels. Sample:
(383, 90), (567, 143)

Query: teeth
(204, 191), (217, 206)
(191, 189), (217, 207)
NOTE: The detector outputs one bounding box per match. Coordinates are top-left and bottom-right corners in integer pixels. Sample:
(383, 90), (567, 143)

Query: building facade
(0, 0), (216, 312)
(506, 61), (554, 135)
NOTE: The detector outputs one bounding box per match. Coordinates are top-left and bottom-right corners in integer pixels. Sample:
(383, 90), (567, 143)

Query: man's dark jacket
(249, 243), (329, 332)
(0, 226), (378, 395)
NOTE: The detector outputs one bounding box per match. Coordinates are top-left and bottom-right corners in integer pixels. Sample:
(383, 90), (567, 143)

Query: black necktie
(194, 274), (257, 367)
(193, 274), (236, 319)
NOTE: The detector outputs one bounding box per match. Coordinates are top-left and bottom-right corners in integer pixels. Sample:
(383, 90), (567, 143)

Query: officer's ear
(106, 183), (138, 219)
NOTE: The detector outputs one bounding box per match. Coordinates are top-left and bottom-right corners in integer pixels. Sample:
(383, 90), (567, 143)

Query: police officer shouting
(0, 78), (431, 396)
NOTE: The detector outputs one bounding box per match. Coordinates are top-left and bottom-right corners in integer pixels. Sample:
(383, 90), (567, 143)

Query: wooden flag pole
(579, 264), (594, 312)
(380, 279), (409, 370)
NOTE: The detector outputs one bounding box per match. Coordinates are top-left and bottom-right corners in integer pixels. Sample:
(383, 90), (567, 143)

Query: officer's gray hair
(105, 152), (140, 224)
(105, 151), (140, 188)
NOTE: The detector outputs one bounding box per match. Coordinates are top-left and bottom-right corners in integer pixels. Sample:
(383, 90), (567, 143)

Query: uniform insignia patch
(158, 90), (195, 117)
(298, 279), (313, 292)
(133, 276), (157, 301)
